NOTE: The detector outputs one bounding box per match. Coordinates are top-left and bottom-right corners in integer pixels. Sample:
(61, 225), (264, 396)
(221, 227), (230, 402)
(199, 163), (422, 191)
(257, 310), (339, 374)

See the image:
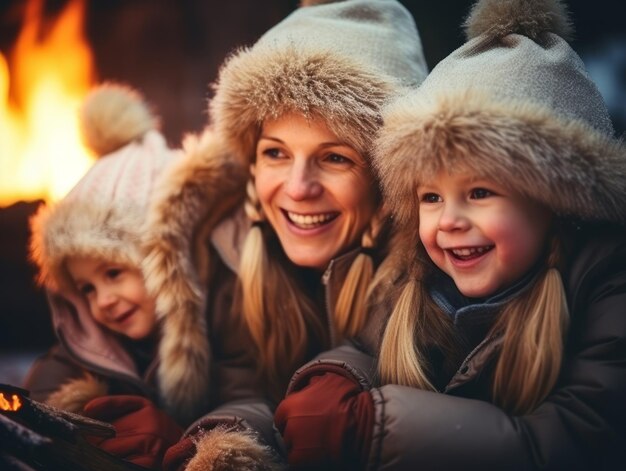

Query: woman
(142, 0), (429, 469)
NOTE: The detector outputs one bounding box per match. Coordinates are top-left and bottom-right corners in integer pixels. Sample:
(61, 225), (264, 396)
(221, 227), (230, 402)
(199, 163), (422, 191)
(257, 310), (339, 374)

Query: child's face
(66, 256), (157, 340)
(254, 113), (378, 270)
(418, 171), (552, 298)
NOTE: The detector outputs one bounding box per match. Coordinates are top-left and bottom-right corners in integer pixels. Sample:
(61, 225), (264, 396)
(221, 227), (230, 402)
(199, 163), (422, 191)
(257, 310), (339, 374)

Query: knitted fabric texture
(374, 0), (626, 231)
(30, 83), (179, 293)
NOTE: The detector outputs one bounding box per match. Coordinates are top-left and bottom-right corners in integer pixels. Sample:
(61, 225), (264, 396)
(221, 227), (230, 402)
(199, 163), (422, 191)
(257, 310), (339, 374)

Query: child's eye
(420, 193), (442, 203)
(79, 284), (95, 296)
(105, 268), (123, 279)
(470, 188), (494, 199)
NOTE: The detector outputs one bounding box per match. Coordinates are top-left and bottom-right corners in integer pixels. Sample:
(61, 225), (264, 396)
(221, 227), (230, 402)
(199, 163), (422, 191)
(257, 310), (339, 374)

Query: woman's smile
(283, 209), (339, 229)
(255, 113), (378, 270)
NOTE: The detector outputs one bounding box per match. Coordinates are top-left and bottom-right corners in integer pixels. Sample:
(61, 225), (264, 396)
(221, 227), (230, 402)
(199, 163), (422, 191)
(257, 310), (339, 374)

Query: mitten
(274, 370), (374, 470)
(83, 395), (183, 469)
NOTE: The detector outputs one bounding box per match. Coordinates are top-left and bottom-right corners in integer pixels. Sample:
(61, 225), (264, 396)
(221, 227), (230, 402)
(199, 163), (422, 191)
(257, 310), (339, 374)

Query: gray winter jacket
(286, 223), (626, 470)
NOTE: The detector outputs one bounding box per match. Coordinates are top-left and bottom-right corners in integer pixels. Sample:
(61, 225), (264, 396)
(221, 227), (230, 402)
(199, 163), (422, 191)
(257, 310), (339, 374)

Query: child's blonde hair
(378, 236), (569, 414)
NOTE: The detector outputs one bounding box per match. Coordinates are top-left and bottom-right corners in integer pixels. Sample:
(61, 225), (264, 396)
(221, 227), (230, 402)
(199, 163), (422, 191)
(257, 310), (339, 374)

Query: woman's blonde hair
(239, 179), (383, 394)
(378, 236), (569, 415)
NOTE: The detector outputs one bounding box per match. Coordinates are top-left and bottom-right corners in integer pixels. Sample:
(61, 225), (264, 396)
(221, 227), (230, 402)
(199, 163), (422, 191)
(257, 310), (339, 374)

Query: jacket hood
(141, 129), (247, 424)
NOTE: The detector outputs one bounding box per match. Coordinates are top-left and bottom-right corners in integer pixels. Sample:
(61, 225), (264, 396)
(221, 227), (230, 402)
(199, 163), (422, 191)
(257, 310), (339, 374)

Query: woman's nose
(284, 161), (323, 200)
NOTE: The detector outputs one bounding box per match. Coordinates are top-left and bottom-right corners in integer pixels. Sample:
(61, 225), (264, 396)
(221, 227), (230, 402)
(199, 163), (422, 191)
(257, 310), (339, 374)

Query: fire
(0, 392), (22, 411)
(0, 0), (96, 207)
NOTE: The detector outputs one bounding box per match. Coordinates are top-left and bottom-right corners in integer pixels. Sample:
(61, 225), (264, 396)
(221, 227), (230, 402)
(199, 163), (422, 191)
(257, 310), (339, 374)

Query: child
(274, 0), (626, 469)
(26, 83), (184, 468)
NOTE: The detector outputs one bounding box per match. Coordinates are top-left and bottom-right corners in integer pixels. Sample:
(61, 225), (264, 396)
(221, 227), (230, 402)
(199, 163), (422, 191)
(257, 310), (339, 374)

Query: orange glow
(0, 392), (22, 411)
(0, 0), (96, 207)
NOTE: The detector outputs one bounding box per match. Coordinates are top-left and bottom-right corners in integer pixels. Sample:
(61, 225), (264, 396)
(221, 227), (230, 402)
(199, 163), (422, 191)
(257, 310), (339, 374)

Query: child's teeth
(451, 246), (492, 257)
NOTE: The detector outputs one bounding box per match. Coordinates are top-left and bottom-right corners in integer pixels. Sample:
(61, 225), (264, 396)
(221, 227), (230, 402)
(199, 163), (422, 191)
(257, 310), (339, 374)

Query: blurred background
(1, 0), (625, 387)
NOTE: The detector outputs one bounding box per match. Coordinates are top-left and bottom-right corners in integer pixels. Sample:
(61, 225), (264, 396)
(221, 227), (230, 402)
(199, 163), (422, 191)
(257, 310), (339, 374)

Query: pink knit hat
(30, 83), (180, 293)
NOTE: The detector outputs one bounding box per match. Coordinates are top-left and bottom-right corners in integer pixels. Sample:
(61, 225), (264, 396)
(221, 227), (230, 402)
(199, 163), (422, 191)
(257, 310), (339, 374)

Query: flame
(0, 0), (96, 207)
(0, 392), (22, 411)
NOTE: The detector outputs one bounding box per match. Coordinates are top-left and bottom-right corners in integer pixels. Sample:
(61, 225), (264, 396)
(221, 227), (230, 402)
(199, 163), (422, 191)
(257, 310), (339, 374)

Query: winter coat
(23, 133), (248, 428)
(179, 218), (370, 451)
(22, 213), (251, 424)
(286, 222), (626, 470)
(130, 129), (383, 453)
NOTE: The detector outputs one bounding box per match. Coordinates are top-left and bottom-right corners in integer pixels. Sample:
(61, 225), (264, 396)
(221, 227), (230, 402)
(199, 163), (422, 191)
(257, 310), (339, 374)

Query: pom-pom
(464, 0), (573, 42)
(79, 82), (158, 157)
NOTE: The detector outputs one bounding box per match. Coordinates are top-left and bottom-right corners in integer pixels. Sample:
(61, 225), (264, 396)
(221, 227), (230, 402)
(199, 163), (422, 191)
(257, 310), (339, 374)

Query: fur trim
(142, 128), (247, 425)
(464, 0), (573, 42)
(185, 426), (281, 471)
(80, 82), (158, 156)
(210, 44), (397, 165)
(375, 89), (626, 230)
(45, 374), (108, 414)
(29, 200), (144, 291)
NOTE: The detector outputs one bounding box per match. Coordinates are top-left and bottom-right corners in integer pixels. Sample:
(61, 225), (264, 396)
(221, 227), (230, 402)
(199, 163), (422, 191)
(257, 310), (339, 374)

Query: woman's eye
(420, 193), (441, 203)
(470, 188), (493, 199)
(325, 153), (351, 164)
(261, 148), (284, 159)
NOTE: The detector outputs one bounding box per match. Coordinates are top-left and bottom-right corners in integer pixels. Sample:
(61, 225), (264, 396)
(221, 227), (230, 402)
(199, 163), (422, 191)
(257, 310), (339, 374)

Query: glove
(162, 435), (195, 471)
(83, 395), (183, 470)
(274, 369), (374, 470)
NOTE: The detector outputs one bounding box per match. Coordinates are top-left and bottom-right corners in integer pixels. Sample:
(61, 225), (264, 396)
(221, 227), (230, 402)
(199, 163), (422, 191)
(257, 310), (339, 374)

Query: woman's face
(254, 113), (378, 270)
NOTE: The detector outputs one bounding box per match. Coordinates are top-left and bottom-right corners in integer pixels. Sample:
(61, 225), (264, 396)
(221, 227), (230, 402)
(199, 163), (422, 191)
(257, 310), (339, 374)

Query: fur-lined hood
(141, 129), (247, 425)
(375, 0), (626, 237)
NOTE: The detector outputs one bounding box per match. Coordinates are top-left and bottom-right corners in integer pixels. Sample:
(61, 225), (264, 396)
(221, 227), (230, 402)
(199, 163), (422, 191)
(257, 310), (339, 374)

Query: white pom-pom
(79, 82), (158, 157)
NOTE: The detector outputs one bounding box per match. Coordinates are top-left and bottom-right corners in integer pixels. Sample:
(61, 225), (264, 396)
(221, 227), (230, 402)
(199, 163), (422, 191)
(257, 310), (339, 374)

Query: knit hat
(30, 83), (180, 293)
(375, 0), (626, 230)
(210, 0), (428, 165)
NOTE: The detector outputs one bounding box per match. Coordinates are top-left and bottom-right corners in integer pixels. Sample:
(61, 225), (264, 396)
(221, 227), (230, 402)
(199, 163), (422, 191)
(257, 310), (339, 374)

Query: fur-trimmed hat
(375, 0), (626, 230)
(210, 0), (428, 165)
(29, 83), (179, 293)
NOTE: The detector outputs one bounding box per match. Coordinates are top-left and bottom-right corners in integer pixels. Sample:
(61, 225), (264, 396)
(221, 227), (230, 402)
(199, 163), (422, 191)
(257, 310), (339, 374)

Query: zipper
(444, 332), (498, 393)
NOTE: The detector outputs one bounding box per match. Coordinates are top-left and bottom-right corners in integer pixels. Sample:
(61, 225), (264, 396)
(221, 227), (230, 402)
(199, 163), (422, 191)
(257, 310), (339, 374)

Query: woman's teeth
(450, 246), (493, 259)
(287, 211), (336, 228)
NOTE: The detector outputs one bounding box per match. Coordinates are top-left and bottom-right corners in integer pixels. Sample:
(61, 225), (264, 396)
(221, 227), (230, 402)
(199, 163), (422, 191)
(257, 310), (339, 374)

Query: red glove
(274, 368), (374, 470)
(162, 435), (195, 471)
(83, 395), (183, 470)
